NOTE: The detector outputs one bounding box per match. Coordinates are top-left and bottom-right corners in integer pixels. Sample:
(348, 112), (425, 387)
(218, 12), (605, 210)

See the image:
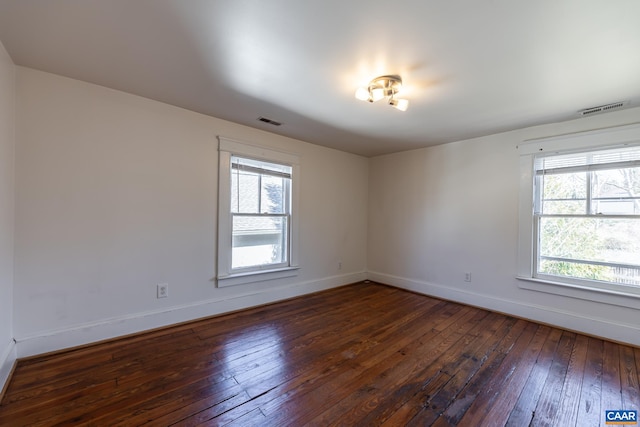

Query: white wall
(368, 107), (640, 346)
(0, 41), (15, 392)
(14, 67), (368, 356)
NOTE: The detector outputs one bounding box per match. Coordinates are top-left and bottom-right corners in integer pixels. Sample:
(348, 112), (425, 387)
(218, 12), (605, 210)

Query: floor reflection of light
(221, 325), (285, 388)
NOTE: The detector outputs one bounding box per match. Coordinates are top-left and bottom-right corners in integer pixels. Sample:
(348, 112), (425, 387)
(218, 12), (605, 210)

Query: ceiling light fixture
(355, 75), (409, 111)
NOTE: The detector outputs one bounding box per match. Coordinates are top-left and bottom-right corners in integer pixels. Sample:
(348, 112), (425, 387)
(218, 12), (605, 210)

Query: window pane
(592, 167), (640, 215)
(231, 169), (259, 213)
(231, 156), (291, 214)
(261, 175), (286, 214)
(539, 217), (600, 260)
(540, 172), (586, 214)
(232, 216), (288, 269)
(538, 216), (640, 284)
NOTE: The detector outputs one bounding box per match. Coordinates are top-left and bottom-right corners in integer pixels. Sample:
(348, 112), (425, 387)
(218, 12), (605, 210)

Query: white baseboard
(16, 271), (366, 358)
(367, 271), (640, 347)
(0, 339), (17, 396)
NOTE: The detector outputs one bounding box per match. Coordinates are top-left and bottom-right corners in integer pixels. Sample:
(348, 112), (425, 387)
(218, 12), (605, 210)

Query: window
(230, 156), (291, 270)
(534, 147), (640, 288)
(217, 137), (299, 287)
(517, 123), (640, 302)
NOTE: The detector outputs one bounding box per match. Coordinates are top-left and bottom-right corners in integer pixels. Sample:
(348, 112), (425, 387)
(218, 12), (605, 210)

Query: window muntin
(230, 156), (292, 272)
(534, 146), (640, 288)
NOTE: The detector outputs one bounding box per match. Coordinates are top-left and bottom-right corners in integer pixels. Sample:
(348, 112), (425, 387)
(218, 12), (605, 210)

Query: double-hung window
(217, 137), (299, 287)
(534, 147), (640, 287)
(230, 156), (291, 270)
(517, 123), (640, 301)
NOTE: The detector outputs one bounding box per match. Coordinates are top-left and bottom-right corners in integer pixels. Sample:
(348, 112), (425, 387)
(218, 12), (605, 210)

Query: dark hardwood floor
(1, 282), (639, 426)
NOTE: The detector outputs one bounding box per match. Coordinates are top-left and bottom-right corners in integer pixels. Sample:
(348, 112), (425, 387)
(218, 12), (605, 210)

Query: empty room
(1, 1), (640, 425)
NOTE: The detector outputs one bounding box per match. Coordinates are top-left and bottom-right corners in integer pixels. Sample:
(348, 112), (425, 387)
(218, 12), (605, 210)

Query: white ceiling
(1, 1), (639, 157)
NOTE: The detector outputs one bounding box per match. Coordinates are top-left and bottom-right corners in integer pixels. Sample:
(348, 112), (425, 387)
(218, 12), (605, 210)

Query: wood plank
(529, 331), (576, 425)
(620, 344), (640, 409)
(450, 319), (535, 426)
(601, 340), (623, 416)
(321, 311), (511, 426)
(575, 337), (604, 427)
(431, 346), (510, 427)
(552, 333), (590, 426)
(454, 324), (551, 426)
(505, 327), (563, 426)
(249, 304), (482, 426)
(109, 378), (247, 426)
(399, 316), (523, 426)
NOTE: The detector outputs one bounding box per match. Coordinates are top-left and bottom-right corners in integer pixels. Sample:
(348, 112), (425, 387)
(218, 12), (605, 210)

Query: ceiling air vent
(258, 116), (282, 126)
(578, 101), (627, 117)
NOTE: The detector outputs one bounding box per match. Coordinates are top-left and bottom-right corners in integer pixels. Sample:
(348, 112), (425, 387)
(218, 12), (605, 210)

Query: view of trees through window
(536, 163), (640, 287)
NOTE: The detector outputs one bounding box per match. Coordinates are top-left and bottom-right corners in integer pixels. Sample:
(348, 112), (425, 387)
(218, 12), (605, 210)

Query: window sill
(516, 275), (640, 309)
(217, 266), (300, 287)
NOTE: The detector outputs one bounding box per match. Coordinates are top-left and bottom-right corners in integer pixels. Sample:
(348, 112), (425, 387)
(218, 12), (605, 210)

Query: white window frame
(516, 123), (640, 308)
(217, 137), (300, 287)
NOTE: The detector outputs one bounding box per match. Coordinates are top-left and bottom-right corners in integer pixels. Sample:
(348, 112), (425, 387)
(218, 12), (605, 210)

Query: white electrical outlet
(464, 273), (472, 282)
(157, 283), (168, 298)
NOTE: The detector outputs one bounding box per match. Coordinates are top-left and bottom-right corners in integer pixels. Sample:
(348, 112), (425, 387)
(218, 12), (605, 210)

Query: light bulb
(355, 87), (370, 101)
(370, 87), (385, 102)
(389, 98), (409, 111)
